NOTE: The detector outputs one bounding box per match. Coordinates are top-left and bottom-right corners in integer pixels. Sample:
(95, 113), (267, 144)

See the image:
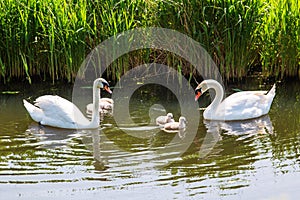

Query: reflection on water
(205, 115), (273, 138)
(197, 115), (273, 165)
(0, 80), (299, 199)
(25, 123), (80, 149)
(24, 125), (109, 171)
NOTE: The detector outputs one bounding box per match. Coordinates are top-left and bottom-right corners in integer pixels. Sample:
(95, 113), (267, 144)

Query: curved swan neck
(206, 80), (224, 112)
(91, 81), (100, 126)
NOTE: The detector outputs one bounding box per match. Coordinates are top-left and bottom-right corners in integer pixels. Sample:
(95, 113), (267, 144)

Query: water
(0, 79), (299, 199)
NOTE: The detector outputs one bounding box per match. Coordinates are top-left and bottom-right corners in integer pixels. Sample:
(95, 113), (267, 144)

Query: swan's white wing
(99, 101), (113, 110)
(100, 98), (114, 104)
(34, 95), (89, 128)
(227, 90), (268, 97)
(161, 122), (186, 133)
(86, 98), (113, 113)
(164, 122), (179, 130)
(218, 91), (270, 120)
(156, 115), (167, 126)
(23, 99), (44, 123)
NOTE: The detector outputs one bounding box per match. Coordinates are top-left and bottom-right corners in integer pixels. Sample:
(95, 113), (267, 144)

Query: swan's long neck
(90, 82), (100, 126)
(206, 80), (224, 113)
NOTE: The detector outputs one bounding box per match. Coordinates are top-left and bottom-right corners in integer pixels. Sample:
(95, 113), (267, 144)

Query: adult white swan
(23, 78), (112, 129)
(195, 79), (276, 121)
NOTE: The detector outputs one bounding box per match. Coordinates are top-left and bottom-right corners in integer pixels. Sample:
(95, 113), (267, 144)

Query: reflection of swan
(25, 123), (80, 148)
(204, 115), (274, 136)
(156, 113), (175, 127)
(82, 129), (108, 171)
(23, 78), (112, 129)
(26, 124), (108, 170)
(195, 79), (276, 120)
(161, 116), (187, 133)
(199, 115), (273, 158)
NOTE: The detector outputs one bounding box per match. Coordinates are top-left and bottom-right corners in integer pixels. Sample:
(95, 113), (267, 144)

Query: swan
(156, 113), (175, 127)
(23, 78), (112, 129)
(195, 79), (276, 121)
(161, 116), (187, 133)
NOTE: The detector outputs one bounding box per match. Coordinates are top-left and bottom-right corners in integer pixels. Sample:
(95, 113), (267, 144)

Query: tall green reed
(257, 0), (300, 78)
(0, 0), (92, 83)
(156, 0), (262, 80)
(0, 0), (299, 84)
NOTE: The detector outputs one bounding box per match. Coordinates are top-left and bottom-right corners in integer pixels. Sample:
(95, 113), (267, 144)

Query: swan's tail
(23, 99), (43, 123)
(267, 84), (276, 98)
(264, 84), (276, 114)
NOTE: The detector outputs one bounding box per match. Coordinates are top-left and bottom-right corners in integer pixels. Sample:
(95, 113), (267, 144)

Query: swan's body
(156, 113), (175, 127)
(23, 78), (112, 129)
(162, 116), (187, 133)
(195, 79), (276, 121)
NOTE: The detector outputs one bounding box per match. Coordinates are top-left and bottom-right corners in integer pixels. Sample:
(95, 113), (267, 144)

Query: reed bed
(0, 0), (299, 84)
(257, 0), (300, 78)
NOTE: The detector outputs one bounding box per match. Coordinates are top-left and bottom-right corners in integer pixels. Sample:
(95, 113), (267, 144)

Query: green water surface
(0, 79), (299, 200)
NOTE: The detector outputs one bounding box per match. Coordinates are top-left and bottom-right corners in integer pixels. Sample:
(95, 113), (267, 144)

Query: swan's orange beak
(104, 85), (112, 94)
(195, 91), (201, 101)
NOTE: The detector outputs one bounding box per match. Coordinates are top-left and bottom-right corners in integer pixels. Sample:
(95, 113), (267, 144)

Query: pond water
(0, 78), (299, 199)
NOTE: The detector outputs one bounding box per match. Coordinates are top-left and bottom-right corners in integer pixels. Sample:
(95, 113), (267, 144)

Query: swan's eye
(195, 88), (202, 94)
(102, 81), (110, 87)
